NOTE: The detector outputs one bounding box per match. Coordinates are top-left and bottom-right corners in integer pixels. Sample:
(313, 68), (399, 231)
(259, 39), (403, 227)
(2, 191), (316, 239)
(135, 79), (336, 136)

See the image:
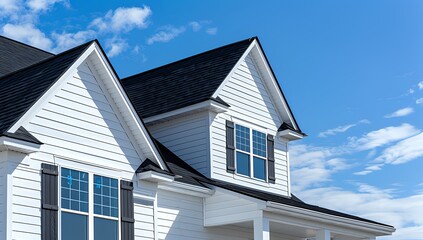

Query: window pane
(94, 217), (118, 240)
(236, 152), (250, 176)
(236, 125), (250, 152)
(61, 168), (88, 212)
(61, 212), (87, 240)
(253, 157), (266, 180)
(252, 130), (266, 157)
(94, 175), (119, 217)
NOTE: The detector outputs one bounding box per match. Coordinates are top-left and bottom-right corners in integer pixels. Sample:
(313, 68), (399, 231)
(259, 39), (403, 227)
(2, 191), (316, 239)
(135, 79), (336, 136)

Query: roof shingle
(121, 37), (254, 118)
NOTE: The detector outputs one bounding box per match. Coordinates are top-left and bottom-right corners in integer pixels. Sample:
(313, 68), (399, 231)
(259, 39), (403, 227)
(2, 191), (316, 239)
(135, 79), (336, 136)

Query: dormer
(121, 37), (305, 197)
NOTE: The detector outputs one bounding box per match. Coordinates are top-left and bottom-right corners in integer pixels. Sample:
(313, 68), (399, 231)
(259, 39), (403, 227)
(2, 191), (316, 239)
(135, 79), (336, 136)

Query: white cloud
(407, 88), (415, 95)
(375, 132), (423, 165)
(384, 107), (414, 118)
(90, 6), (152, 33)
(297, 185), (423, 240)
(318, 119), (370, 137)
(418, 81), (423, 90)
(189, 21), (201, 32)
(51, 30), (96, 53)
(290, 144), (351, 191)
(147, 26), (185, 45)
(206, 27), (218, 35)
(0, 0), (20, 12)
(27, 0), (69, 12)
(106, 38), (128, 58)
(1, 23), (53, 50)
(417, 98), (423, 105)
(350, 123), (420, 151)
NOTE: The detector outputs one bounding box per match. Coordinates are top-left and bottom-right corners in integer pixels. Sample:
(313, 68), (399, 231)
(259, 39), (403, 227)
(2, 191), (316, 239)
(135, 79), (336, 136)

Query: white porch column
(316, 229), (330, 240)
(254, 217), (270, 240)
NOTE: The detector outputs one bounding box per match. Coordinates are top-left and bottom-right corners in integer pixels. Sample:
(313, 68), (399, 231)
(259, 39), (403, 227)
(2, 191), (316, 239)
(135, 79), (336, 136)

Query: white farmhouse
(0, 36), (395, 240)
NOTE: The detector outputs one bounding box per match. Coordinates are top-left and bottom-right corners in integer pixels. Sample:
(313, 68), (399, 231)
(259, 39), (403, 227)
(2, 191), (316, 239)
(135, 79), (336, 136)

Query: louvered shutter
(226, 120), (235, 173)
(120, 180), (134, 240)
(41, 163), (59, 240)
(267, 134), (275, 183)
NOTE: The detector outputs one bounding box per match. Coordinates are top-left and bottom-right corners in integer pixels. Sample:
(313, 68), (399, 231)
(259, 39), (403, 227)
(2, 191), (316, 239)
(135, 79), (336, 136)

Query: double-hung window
(235, 124), (267, 180)
(60, 168), (119, 240)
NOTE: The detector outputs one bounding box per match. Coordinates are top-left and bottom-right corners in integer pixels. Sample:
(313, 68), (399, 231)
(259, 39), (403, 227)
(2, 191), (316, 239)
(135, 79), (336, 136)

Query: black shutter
(121, 180), (134, 240)
(41, 163), (59, 240)
(267, 134), (275, 183)
(226, 120), (235, 173)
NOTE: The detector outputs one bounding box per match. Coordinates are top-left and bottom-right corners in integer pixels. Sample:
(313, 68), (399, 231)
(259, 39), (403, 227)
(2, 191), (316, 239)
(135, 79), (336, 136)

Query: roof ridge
(122, 36), (256, 82)
(0, 40), (95, 82)
(0, 35), (55, 56)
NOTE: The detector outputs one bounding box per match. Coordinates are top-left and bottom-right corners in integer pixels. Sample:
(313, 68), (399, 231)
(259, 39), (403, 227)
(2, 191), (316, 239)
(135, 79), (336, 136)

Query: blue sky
(1, 0), (422, 239)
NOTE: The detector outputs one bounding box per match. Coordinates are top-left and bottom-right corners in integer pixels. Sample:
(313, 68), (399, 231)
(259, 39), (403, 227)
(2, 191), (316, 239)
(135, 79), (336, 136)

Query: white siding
(212, 53), (289, 196)
(157, 189), (293, 240)
(135, 199), (155, 240)
(0, 161), (5, 239)
(9, 60), (147, 239)
(148, 112), (210, 177)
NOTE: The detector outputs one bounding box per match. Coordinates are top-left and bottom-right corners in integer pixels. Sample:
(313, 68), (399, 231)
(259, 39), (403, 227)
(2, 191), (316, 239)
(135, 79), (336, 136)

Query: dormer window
(235, 125), (267, 180)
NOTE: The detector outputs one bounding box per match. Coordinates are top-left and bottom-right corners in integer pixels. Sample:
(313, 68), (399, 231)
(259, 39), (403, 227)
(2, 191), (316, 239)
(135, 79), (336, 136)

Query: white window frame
(58, 166), (121, 240)
(234, 123), (267, 181)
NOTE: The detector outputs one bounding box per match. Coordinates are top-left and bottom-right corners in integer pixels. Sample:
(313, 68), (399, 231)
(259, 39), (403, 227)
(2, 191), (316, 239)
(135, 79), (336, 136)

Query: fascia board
(0, 136), (41, 154)
(90, 45), (169, 171)
(144, 100), (229, 124)
(266, 202), (395, 236)
(8, 43), (97, 133)
(137, 170), (174, 182)
(158, 181), (215, 197)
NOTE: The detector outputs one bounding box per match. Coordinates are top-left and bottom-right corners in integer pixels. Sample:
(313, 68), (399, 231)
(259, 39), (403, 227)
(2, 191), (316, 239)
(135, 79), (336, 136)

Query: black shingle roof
(0, 40), (93, 135)
(121, 37), (254, 118)
(0, 36), (53, 77)
(148, 139), (392, 228)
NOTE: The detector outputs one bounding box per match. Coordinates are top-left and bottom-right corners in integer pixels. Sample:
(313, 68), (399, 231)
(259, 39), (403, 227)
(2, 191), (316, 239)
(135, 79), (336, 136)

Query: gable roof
(0, 36), (54, 77)
(144, 138), (392, 228)
(121, 38), (253, 118)
(0, 40), (93, 136)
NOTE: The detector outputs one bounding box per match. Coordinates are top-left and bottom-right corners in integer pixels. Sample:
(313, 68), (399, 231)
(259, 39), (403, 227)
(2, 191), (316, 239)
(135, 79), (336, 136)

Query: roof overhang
(137, 170), (175, 183)
(0, 136), (41, 154)
(278, 129), (304, 141)
(266, 201), (395, 237)
(144, 98), (229, 125)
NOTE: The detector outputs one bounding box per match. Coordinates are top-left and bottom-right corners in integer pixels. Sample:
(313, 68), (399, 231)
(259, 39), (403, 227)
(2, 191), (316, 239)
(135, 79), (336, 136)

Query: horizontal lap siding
(11, 61), (143, 239)
(213, 54), (289, 196)
(149, 112), (210, 177)
(158, 190), (293, 240)
(157, 190), (252, 240)
(134, 200), (154, 240)
(0, 162), (4, 238)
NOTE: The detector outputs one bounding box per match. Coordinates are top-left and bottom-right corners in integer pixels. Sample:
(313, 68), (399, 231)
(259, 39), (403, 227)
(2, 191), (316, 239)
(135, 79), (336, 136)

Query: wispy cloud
(2, 23), (53, 50)
(296, 185), (423, 240)
(189, 21), (202, 32)
(27, 0), (69, 12)
(105, 37), (128, 57)
(318, 119), (370, 137)
(384, 107), (414, 118)
(89, 6), (152, 33)
(147, 26), (186, 45)
(417, 98), (423, 105)
(375, 132), (423, 165)
(419, 81), (423, 90)
(206, 27), (218, 35)
(51, 29), (96, 53)
(349, 123), (420, 151)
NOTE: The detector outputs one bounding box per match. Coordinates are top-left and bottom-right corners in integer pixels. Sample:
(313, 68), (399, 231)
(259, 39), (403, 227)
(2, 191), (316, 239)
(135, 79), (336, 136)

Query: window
(60, 168), (119, 240)
(235, 124), (267, 180)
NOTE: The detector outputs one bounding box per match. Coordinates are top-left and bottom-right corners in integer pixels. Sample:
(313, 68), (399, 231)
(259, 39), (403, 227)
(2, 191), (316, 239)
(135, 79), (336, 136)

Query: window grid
(61, 168), (89, 213)
(94, 175), (119, 218)
(235, 124), (267, 181)
(252, 130), (266, 157)
(236, 125), (250, 152)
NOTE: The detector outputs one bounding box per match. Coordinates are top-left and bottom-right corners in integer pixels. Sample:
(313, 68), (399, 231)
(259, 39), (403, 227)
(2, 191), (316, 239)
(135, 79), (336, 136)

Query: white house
(0, 35), (395, 240)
